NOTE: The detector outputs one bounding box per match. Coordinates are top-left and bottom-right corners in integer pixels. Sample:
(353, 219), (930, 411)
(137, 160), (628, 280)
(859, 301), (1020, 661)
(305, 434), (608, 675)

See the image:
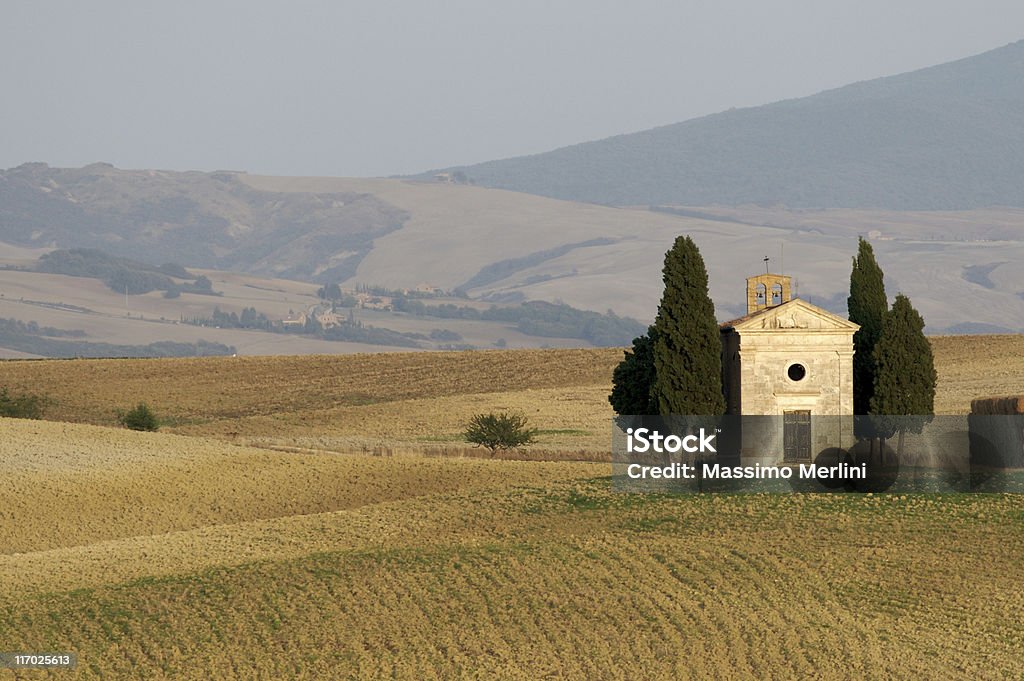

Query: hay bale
(969, 395), (1024, 469)
(970, 395), (1024, 415)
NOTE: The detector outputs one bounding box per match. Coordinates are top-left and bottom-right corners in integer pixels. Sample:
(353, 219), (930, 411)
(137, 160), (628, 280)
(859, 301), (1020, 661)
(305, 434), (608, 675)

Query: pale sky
(2, 1), (1022, 177)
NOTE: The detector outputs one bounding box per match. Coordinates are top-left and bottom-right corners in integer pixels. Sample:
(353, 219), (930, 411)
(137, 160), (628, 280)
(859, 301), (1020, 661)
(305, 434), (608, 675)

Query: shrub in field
(609, 325), (657, 415)
(465, 412), (537, 453)
(120, 403), (160, 431)
(0, 386), (44, 419)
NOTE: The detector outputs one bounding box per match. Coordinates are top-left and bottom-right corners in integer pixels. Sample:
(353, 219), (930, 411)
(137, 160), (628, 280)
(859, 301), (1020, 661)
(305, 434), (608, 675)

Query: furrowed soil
(0, 420), (598, 554)
(1, 338), (1023, 679)
(0, 471), (1021, 679)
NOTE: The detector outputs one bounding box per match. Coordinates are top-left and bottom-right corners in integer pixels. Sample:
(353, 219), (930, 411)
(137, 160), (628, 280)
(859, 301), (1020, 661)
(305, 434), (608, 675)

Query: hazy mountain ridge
(427, 40), (1024, 209)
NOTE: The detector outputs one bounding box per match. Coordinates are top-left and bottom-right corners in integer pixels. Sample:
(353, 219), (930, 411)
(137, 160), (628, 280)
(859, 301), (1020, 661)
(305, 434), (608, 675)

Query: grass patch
(415, 434), (464, 443)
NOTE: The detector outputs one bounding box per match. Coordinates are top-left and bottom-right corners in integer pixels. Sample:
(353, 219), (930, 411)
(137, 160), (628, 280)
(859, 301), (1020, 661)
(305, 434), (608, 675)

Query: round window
(787, 363), (807, 382)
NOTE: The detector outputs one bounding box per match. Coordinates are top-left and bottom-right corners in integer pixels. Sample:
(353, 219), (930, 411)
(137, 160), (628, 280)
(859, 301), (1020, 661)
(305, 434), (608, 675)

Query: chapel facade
(719, 273), (859, 462)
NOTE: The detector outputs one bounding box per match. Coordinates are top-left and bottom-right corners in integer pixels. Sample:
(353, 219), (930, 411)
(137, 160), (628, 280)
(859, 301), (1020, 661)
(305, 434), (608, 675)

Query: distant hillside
(426, 40), (1024, 210)
(0, 163), (407, 282)
(3, 168), (1024, 334)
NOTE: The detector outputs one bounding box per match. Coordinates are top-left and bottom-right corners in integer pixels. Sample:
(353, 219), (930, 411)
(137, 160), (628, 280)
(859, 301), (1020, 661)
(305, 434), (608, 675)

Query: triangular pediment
(725, 299), (859, 332)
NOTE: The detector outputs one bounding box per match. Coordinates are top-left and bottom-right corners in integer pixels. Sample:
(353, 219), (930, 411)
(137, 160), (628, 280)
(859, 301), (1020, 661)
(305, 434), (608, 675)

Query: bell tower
(746, 273), (792, 314)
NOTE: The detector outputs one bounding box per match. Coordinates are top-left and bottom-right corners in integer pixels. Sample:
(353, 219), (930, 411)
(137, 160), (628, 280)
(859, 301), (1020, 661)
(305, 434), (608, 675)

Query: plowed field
(1, 340), (1022, 678)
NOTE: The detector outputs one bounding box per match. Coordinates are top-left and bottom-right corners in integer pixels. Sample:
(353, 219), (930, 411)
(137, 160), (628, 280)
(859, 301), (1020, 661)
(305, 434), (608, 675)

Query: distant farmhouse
(314, 308), (342, 329)
(355, 294), (393, 311)
(281, 311), (307, 328)
(414, 283), (444, 295)
(278, 290), (397, 328)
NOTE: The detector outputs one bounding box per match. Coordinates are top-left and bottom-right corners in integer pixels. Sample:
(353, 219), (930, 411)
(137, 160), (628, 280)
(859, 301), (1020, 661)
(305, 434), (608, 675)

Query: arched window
(755, 283), (767, 304)
(771, 283), (783, 305)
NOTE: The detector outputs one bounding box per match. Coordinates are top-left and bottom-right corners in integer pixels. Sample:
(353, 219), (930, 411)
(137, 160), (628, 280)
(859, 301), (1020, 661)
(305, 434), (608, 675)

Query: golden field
(0, 348), (622, 455)
(1, 336), (1022, 454)
(0, 338), (1023, 678)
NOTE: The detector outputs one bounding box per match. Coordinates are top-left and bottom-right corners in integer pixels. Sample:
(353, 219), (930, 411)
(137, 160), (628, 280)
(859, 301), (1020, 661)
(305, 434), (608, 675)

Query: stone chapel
(719, 273), (859, 462)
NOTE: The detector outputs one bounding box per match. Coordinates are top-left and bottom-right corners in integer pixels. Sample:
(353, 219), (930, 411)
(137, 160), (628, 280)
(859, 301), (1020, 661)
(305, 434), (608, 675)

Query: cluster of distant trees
(392, 297), (644, 347)
(36, 249), (218, 297)
(315, 283), (357, 307)
(352, 283), (448, 299)
(0, 317), (86, 338)
(322, 321), (420, 348)
(429, 328), (462, 342)
(182, 304), (432, 348)
(0, 317), (234, 358)
(184, 307), (274, 331)
(162, 275), (215, 298)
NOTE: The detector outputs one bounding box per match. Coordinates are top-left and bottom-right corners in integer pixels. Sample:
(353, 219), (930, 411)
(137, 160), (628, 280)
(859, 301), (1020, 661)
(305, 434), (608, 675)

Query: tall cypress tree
(848, 237), (888, 414)
(870, 294), (936, 424)
(609, 326), (657, 415)
(650, 236), (724, 416)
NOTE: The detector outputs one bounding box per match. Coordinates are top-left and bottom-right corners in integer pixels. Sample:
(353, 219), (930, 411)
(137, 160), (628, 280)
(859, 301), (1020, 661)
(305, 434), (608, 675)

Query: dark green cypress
(870, 294), (936, 425)
(848, 237), (888, 414)
(609, 326), (657, 415)
(650, 236), (724, 416)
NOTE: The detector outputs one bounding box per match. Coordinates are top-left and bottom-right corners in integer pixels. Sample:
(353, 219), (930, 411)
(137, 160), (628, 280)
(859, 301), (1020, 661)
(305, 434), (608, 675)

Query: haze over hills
(425, 40), (1024, 210)
(3, 166), (1024, 340)
(5, 38), (1024, 347)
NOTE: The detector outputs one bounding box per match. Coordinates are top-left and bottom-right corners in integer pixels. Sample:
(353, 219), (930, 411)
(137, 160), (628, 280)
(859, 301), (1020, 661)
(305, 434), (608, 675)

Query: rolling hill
(427, 39), (1024, 210)
(1, 345), (1022, 678)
